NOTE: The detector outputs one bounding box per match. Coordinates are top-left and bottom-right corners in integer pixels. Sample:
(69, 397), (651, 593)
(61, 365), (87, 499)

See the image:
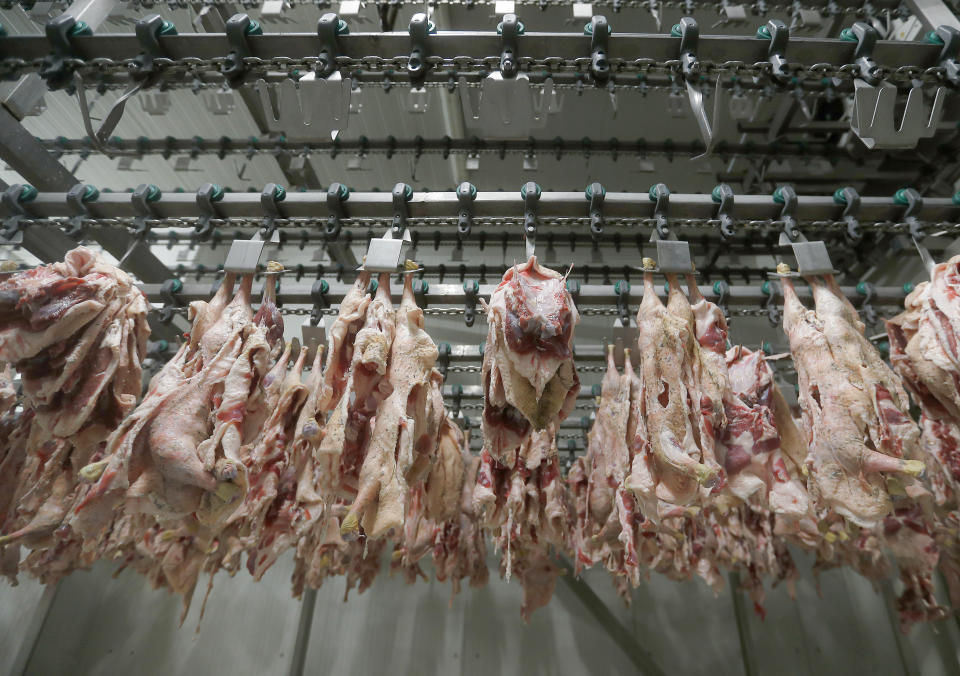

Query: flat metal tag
(224, 230), (281, 273)
(787, 241), (835, 276)
(611, 318), (639, 368)
(655, 239), (694, 274)
(362, 230), (412, 272)
(301, 316), (327, 363)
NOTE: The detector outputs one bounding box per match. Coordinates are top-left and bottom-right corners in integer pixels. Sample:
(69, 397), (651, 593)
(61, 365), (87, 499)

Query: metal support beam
(0, 109), (171, 279)
(286, 588), (317, 676)
(9, 582), (59, 676)
(557, 558), (667, 676)
(728, 572), (758, 676)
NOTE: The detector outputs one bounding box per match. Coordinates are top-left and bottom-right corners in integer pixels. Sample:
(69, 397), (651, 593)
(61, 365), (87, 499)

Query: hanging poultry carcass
(480, 257), (580, 465)
(0, 248), (149, 579)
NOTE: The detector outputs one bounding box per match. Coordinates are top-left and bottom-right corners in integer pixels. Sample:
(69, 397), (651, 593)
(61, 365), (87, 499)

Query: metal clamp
(758, 19), (789, 83)
(773, 185), (799, 242)
(408, 13), (435, 88)
(674, 17), (700, 83)
(713, 280), (730, 319)
(463, 279), (479, 327)
(932, 26), (960, 87)
(309, 277), (329, 326)
(158, 278), (183, 324)
(857, 281), (878, 326)
(649, 183), (670, 240)
(586, 183), (605, 241)
(129, 14), (176, 82)
(222, 14), (262, 88)
(194, 183), (224, 241)
(762, 279), (781, 326)
(457, 182), (476, 239)
(522, 181), (541, 258)
(0, 185), (37, 244)
(39, 14), (90, 91)
(317, 13), (347, 78)
(711, 183), (735, 239)
(259, 183), (286, 241)
(586, 15), (611, 84)
(844, 21), (881, 85)
(392, 182), (412, 237)
(326, 182), (348, 238)
(498, 13), (523, 78)
(833, 186), (862, 244)
(63, 184), (99, 239)
(895, 188), (924, 240)
(131, 183), (161, 239)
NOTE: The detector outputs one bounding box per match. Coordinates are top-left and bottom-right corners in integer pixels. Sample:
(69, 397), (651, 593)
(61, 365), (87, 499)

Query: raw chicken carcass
(481, 257), (580, 464)
(782, 273), (925, 528)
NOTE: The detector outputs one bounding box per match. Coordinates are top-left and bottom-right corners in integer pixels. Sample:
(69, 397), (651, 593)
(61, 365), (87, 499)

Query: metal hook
(586, 15), (611, 85)
(895, 187), (924, 240)
(615, 280), (631, 325)
(39, 14), (90, 91)
(222, 14), (262, 88)
(194, 183), (224, 241)
(457, 182), (476, 240)
(762, 279), (782, 326)
(586, 183), (605, 241)
(845, 21), (882, 85)
(131, 183), (161, 240)
(773, 185), (799, 242)
(259, 183), (286, 241)
(463, 279), (479, 327)
(63, 183), (98, 239)
(712, 184), (736, 239)
(759, 19), (790, 83)
(408, 13), (436, 88)
(522, 181), (541, 258)
(713, 280), (731, 319)
(833, 186), (862, 244)
(649, 183), (670, 240)
(392, 182), (412, 238)
(933, 25), (960, 87)
(326, 182), (348, 238)
(317, 13), (347, 78)
(0, 184), (36, 244)
(498, 13), (523, 78)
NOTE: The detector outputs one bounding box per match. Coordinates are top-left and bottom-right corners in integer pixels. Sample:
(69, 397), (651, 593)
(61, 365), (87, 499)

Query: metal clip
(713, 280), (730, 319)
(522, 181), (541, 258)
(499, 13), (522, 79)
(222, 14), (262, 88)
(463, 279), (479, 327)
(758, 19), (789, 83)
(833, 186), (862, 244)
(158, 278), (183, 324)
(711, 183), (735, 239)
(408, 13), (435, 88)
(586, 182), (605, 241)
(131, 183), (161, 239)
(649, 182), (670, 240)
(586, 15), (611, 85)
(39, 14), (89, 91)
(259, 183), (286, 241)
(392, 182), (412, 238)
(63, 183), (99, 239)
(895, 188), (924, 240)
(932, 26), (960, 87)
(857, 281), (878, 326)
(773, 185), (799, 243)
(0, 185), (36, 244)
(457, 182), (476, 240)
(194, 183), (224, 241)
(326, 182), (348, 238)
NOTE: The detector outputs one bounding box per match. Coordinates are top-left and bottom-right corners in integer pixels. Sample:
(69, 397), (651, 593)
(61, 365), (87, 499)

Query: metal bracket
(224, 226), (280, 274)
(611, 314), (639, 368)
(158, 278), (183, 324)
(614, 280), (631, 325)
(0, 185), (35, 244)
(522, 181), (541, 258)
(675, 17), (700, 83)
(259, 183), (286, 241)
(586, 182), (605, 241)
(781, 240), (835, 275)
(774, 185), (799, 243)
(317, 13), (346, 78)
(654, 240), (694, 273)
(129, 15), (175, 82)
(63, 183), (98, 239)
(649, 182), (670, 240)
(392, 182), (412, 237)
(834, 186), (862, 244)
(301, 314), (327, 363)
(848, 21), (881, 84)
(326, 182), (348, 238)
(131, 183), (161, 239)
(194, 183), (224, 241)
(408, 13), (435, 88)
(222, 13), (262, 88)
(39, 14), (89, 91)
(499, 13), (522, 78)
(586, 15), (611, 84)
(896, 187), (925, 240)
(934, 26), (960, 87)
(760, 19), (790, 83)
(712, 183), (736, 239)
(463, 279), (479, 327)
(457, 182), (476, 239)
(850, 79), (946, 150)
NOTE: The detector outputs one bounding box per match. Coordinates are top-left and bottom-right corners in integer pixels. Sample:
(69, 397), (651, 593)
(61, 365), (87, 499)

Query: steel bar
(137, 280), (908, 307)
(557, 558), (668, 676)
(11, 189), (960, 225)
(286, 588), (317, 676)
(728, 572), (758, 676)
(9, 583), (60, 676)
(0, 31), (945, 69)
